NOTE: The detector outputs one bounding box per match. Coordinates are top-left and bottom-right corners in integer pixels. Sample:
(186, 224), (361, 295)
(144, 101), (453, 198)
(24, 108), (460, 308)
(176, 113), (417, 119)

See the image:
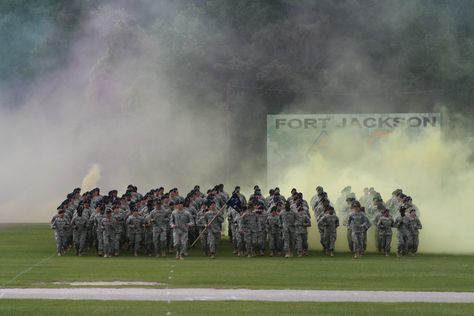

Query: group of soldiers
(51, 184), (422, 260)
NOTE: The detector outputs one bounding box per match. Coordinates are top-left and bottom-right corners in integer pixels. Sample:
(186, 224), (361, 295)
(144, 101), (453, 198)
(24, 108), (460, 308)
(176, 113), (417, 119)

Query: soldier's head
(206, 199), (216, 210)
(269, 188), (274, 196)
(155, 199), (162, 208)
(58, 208), (65, 217)
(351, 201), (361, 212)
(363, 187), (369, 194)
(399, 206), (406, 217)
(175, 198), (184, 210)
(346, 196), (356, 205)
(106, 208), (112, 218)
(234, 186), (240, 193)
(316, 186), (323, 193)
(322, 198), (330, 207)
(271, 206), (278, 215)
(132, 208), (139, 216)
(409, 208), (416, 218)
(383, 209), (390, 217)
(341, 186), (351, 194)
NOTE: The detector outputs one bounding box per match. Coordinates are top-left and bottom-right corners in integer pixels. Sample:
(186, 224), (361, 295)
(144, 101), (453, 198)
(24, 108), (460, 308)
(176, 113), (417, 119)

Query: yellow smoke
(81, 164), (102, 192)
(275, 128), (474, 254)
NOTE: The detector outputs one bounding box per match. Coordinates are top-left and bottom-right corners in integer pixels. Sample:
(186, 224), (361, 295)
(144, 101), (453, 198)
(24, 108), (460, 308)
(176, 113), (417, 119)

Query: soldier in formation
(51, 184), (422, 259)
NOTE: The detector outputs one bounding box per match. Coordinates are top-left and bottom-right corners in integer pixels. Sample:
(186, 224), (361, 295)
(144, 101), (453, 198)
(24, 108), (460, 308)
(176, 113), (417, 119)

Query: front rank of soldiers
(51, 184), (422, 259)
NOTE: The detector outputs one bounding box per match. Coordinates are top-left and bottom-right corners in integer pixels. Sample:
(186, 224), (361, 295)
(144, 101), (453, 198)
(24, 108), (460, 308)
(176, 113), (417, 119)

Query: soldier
(377, 209), (394, 256)
(101, 208), (116, 258)
(203, 200), (224, 259)
(196, 202), (210, 256)
(386, 189), (402, 216)
(112, 204), (125, 256)
(342, 194), (356, 253)
(255, 203), (267, 256)
(149, 199), (170, 257)
(126, 207), (145, 256)
(51, 208), (70, 256)
(347, 201), (369, 259)
(360, 207), (372, 254)
(316, 198), (331, 252)
(319, 206), (339, 256)
(90, 204), (105, 256)
(71, 206), (88, 256)
(294, 204), (311, 257)
(227, 203), (240, 254)
(310, 186), (324, 211)
(240, 203), (258, 257)
(408, 209), (422, 256)
(266, 206), (282, 256)
(394, 206), (411, 257)
(280, 201), (296, 258)
(170, 198), (194, 260)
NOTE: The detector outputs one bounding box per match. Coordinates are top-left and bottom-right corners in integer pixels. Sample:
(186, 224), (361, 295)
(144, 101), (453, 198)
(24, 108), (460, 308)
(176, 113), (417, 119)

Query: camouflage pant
(268, 231), (281, 252)
(323, 231), (337, 251)
(244, 231), (257, 254)
(173, 229), (188, 255)
(96, 230), (104, 253)
(346, 229), (353, 252)
(351, 231), (364, 253)
(397, 232), (409, 255)
(256, 232), (265, 254)
(374, 228), (382, 252)
(207, 231), (220, 254)
(73, 230), (87, 253)
(55, 234), (67, 254)
(199, 228), (209, 254)
(282, 228), (295, 253)
(129, 232), (142, 253)
(114, 230), (123, 254)
(103, 232), (115, 256)
(379, 232), (392, 253)
(153, 226), (168, 255)
(295, 231), (308, 255)
(408, 233), (419, 254)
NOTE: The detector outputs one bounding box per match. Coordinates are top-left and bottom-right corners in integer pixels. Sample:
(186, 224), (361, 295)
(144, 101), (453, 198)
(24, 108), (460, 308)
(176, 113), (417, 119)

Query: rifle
(190, 203), (227, 248)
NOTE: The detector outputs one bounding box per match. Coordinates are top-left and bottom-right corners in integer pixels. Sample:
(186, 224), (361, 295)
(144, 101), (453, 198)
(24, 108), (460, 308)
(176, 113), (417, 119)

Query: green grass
(1, 300), (474, 316)
(1, 224), (473, 291)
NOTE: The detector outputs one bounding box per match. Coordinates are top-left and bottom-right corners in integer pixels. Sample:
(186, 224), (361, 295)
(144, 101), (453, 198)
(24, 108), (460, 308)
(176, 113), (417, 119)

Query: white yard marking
(0, 288), (473, 303)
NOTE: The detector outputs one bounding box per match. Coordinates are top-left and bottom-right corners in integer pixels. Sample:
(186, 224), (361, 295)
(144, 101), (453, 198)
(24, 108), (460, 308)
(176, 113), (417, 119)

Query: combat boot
(330, 251), (334, 257)
(176, 252), (180, 259)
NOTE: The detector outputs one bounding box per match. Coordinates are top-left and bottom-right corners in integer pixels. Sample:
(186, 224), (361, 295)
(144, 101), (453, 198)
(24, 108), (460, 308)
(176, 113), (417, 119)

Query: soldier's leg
(153, 228), (159, 256)
(351, 231), (360, 258)
(397, 233), (404, 256)
(135, 233), (142, 255)
(362, 230), (367, 253)
(97, 231), (104, 255)
(207, 231), (215, 255)
(319, 229), (325, 251)
(302, 232), (308, 255)
(79, 231), (87, 255)
(114, 232), (121, 255)
(180, 231), (188, 257)
(386, 234), (392, 255)
(159, 230), (167, 256)
(413, 234), (419, 254)
(295, 232), (303, 256)
(347, 229), (353, 252)
(330, 232), (337, 253)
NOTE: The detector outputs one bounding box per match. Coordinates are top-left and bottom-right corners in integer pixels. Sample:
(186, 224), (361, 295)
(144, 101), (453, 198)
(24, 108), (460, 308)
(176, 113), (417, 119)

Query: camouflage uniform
(255, 209), (267, 255)
(170, 208), (194, 259)
(294, 209), (311, 256)
(71, 213), (88, 255)
(265, 212), (281, 256)
(319, 212), (339, 255)
(348, 211), (369, 257)
(51, 215), (70, 255)
(112, 210), (126, 255)
(377, 214), (394, 255)
(101, 215), (116, 257)
(204, 207), (224, 257)
(240, 209), (258, 256)
(279, 207), (296, 257)
(196, 208), (209, 255)
(408, 216), (422, 255)
(126, 214), (145, 255)
(394, 214), (411, 256)
(149, 206), (171, 256)
(90, 211), (105, 255)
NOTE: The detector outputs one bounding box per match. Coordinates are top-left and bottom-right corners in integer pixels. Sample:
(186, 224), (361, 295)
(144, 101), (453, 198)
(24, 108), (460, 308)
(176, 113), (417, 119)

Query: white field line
(1, 253), (55, 288)
(0, 288), (474, 303)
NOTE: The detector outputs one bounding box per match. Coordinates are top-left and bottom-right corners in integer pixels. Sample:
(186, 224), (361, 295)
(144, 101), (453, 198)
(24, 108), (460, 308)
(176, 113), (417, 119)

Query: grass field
(1, 300), (474, 316)
(1, 223), (473, 292)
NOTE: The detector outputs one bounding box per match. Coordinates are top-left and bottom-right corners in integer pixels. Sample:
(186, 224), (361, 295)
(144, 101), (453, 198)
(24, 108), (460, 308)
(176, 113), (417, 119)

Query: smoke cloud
(273, 127), (474, 254)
